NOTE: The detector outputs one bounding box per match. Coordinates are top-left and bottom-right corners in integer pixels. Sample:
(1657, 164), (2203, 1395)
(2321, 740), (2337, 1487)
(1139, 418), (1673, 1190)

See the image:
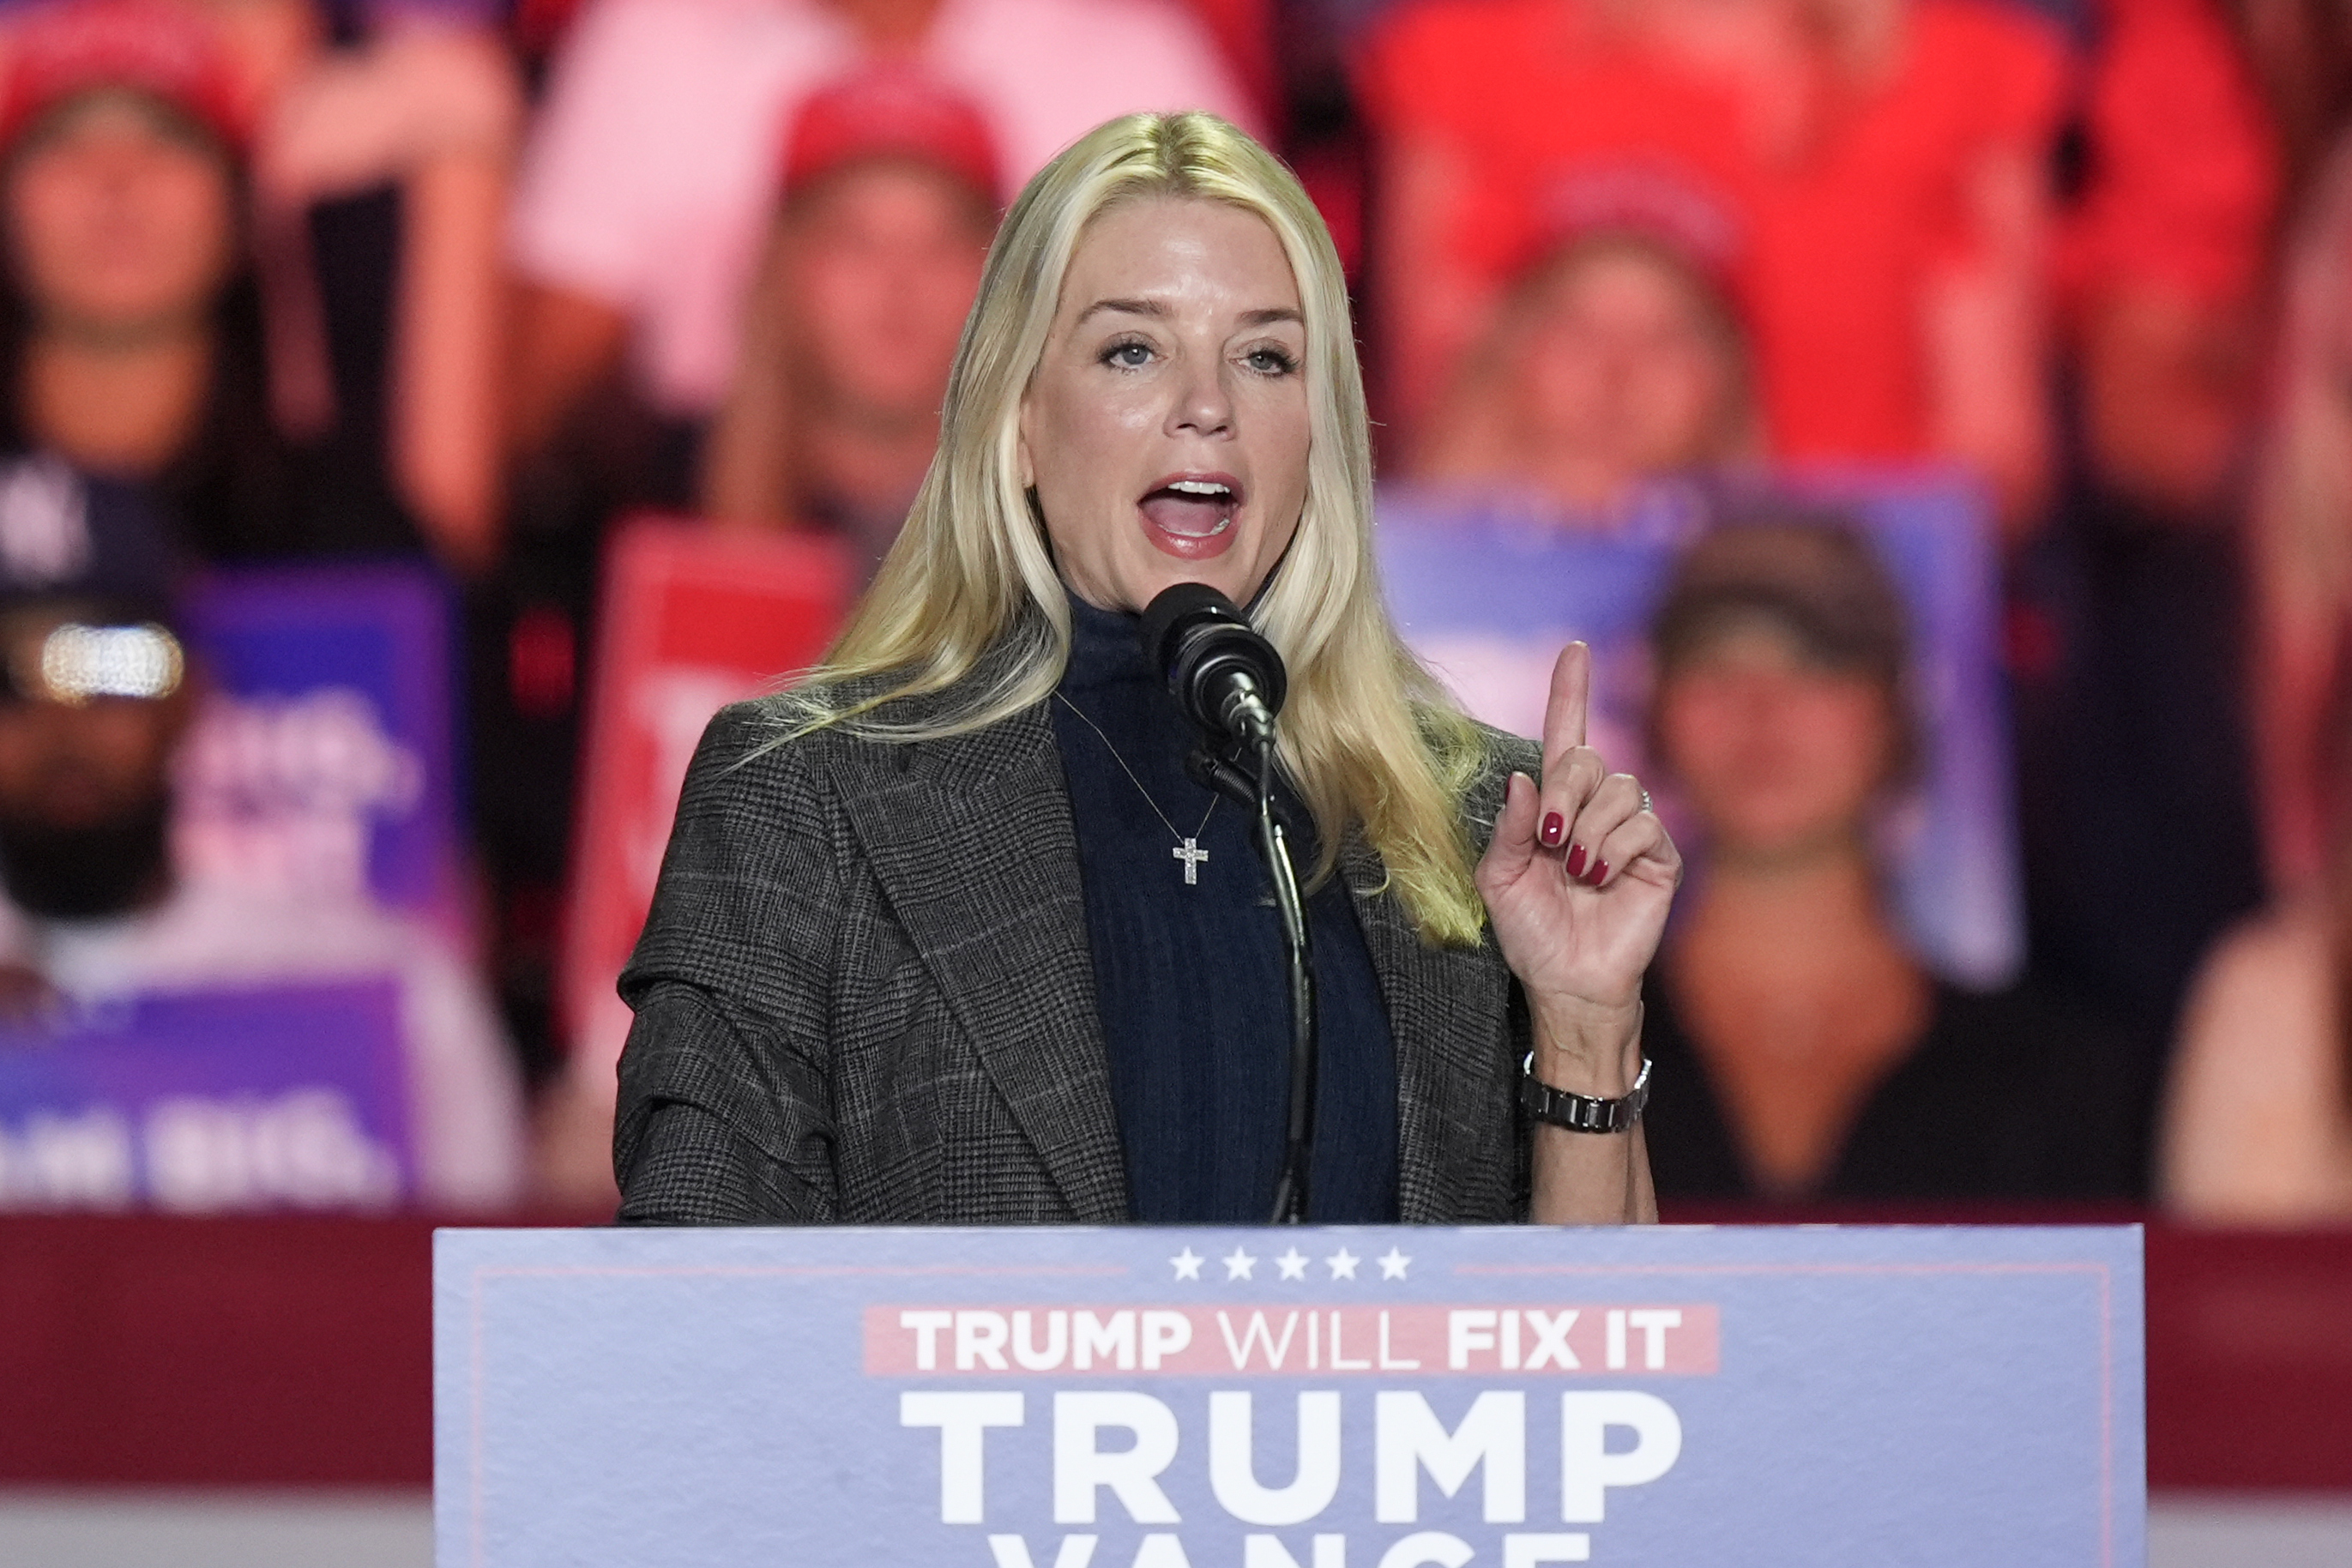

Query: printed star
(1276, 1247), (1310, 1281)
(1377, 1246), (1413, 1280)
(1170, 1247), (1204, 1281)
(1223, 1247), (1258, 1281)
(1325, 1247), (1360, 1281)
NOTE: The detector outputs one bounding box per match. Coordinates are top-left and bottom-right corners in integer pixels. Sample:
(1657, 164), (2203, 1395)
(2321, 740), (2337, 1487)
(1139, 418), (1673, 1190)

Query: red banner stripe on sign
(863, 1306), (1721, 1377)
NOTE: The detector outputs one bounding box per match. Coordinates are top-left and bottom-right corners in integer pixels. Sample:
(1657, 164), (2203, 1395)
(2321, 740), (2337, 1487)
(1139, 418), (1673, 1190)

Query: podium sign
(436, 1225), (2143, 1567)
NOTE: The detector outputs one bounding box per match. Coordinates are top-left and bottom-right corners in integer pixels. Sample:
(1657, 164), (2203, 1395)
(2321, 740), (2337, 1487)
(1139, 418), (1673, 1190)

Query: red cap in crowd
(1532, 161), (1747, 294)
(1508, 159), (1758, 340)
(0, 0), (246, 154)
(778, 66), (1000, 205)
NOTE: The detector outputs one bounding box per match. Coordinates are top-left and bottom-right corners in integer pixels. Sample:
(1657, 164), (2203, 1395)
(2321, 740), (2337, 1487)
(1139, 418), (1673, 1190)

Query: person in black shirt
(1637, 517), (2154, 1204)
(0, 0), (419, 565)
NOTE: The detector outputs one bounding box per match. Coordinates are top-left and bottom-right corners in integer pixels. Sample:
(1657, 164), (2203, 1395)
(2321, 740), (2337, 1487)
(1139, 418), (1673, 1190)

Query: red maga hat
(0, 0), (246, 154)
(1533, 160), (1746, 286)
(778, 66), (1000, 204)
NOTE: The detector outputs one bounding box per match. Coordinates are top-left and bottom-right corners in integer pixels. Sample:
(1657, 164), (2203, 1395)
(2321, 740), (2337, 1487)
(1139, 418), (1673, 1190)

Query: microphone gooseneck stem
(1143, 582), (1313, 1223)
(1253, 733), (1317, 1227)
(1218, 671), (1279, 748)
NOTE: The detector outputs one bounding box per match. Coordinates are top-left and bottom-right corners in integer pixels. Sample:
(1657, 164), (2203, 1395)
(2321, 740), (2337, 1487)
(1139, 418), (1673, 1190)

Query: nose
(1164, 350), (1234, 441)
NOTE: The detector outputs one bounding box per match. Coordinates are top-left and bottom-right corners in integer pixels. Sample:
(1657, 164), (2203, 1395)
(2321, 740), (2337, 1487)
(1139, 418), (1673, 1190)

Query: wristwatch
(1519, 1053), (1653, 1134)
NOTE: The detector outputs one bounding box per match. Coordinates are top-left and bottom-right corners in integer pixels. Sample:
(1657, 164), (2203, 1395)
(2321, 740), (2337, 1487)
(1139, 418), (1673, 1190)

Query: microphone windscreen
(1137, 582), (1245, 679)
(1139, 581), (1288, 740)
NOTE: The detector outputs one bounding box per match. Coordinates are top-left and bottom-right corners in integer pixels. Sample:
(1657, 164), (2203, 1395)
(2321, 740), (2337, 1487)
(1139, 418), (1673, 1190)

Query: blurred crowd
(0, 0), (2346, 1223)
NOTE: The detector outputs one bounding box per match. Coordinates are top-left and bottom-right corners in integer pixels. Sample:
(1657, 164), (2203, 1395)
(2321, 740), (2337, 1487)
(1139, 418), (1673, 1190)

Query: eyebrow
(1073, 299), (1305, 329)
(1076, 298), (1166, 324)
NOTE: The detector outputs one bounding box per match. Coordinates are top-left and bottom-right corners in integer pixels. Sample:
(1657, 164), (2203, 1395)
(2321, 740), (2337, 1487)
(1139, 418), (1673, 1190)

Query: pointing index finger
(1542, 640), (1591, 769)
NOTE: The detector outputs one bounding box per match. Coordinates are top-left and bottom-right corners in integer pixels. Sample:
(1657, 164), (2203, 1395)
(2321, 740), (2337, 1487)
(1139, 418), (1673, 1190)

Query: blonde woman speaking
(613, 113), (1678, 1227)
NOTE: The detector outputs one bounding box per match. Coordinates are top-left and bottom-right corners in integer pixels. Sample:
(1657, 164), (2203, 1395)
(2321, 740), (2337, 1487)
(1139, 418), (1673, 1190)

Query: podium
(435, 1225), (2144, 1566)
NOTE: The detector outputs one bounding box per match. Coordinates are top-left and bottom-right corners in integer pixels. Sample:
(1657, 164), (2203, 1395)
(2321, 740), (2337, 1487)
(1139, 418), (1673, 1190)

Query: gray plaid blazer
(613, 674), (1541, 1225)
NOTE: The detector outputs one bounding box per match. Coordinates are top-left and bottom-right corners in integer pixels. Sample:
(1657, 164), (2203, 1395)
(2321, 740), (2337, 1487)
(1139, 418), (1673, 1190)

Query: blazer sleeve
(612, 701), (847, 1223)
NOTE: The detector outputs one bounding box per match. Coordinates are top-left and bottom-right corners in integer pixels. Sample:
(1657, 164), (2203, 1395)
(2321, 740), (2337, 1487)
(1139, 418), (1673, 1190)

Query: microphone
(1142, 582), (1317, 1225)
(1138, 582), (1288, 748)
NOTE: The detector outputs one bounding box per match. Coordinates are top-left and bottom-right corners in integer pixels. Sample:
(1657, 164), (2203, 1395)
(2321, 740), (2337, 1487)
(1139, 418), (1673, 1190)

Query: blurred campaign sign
(175, 563), (458, 920)
(562, 518), (851, 1080)
(1378, 471), (2021, 986)
(437, 1223), (2144, 1568)
(0, 980), (413, 1211)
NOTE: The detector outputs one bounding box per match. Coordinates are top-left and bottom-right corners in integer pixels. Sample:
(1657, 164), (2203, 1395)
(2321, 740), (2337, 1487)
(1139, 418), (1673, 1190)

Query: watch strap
(1519, 1053), (1652, 1134)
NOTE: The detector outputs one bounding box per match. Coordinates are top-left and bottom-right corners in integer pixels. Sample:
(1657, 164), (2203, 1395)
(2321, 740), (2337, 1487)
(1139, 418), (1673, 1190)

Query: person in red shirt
(1356, 0), (1760, 453)
(2057, 0), (2276, 523)
(1358, 0), (2071, 533)
(1748, 0), (2070, 532)
(1415, 173), (1763, 510)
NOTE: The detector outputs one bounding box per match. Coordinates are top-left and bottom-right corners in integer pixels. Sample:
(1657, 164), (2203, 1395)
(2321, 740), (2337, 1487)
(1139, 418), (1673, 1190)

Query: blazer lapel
(832, 701), (1131, 1222)
(1344, 838), (1515, 1222)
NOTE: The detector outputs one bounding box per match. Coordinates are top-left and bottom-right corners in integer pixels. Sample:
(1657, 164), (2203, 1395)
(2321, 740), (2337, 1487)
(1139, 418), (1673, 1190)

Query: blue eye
(1102, 340), (1153, 368)
(1245, 347), (1297, 376)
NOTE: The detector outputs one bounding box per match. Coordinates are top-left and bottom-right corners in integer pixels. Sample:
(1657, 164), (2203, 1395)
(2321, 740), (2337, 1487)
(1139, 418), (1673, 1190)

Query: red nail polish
(1541, 811), (1564, 847)
(1589, 858), (1611, 885)
(1565, 843), (1587, 877)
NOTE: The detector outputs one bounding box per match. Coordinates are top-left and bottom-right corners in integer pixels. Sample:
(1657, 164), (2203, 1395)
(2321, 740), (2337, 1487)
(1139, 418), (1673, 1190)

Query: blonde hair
(779, 112), (1492, 946)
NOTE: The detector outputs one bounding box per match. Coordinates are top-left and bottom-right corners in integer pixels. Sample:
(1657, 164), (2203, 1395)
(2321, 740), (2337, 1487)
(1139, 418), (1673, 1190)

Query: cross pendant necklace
(1056, 693), (1217, 885)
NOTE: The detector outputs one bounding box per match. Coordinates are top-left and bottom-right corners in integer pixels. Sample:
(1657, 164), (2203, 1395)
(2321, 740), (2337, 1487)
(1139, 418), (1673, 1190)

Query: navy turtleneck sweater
(1047, 593), (1399, 1223)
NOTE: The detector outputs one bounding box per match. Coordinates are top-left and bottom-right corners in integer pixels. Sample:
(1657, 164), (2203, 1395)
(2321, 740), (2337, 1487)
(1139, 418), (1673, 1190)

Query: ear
(1016, 396), (1036, 489)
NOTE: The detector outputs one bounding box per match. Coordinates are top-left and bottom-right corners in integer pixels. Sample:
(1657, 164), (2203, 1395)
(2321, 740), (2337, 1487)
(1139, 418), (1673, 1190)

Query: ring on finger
(1637, 786), (1654, 815)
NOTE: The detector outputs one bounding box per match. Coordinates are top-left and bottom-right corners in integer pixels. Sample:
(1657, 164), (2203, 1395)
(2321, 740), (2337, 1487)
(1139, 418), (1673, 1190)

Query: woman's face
(788, 160), (991, 426)
(1514, 243), (1739, 496)
(5, 93), (236, 338)
(1020, 196), (1311, 613)
(1652, 618), (1898, 864)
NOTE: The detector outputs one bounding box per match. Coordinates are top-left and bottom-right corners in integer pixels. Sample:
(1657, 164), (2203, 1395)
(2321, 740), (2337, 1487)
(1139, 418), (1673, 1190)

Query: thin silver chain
(1054, 691), (1216, 843)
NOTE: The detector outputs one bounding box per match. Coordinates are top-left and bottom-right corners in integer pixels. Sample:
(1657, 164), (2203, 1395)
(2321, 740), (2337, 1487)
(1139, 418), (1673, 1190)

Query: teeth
(1167, 479), (1232, 498)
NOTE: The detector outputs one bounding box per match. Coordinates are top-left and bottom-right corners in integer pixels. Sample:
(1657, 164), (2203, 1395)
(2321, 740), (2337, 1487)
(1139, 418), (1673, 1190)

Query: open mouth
(1138, 476), (1240, 546)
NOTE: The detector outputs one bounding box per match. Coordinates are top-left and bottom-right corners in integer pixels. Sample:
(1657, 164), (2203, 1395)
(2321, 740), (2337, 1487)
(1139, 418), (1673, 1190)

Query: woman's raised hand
(1474, 642), (1681, 1075)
